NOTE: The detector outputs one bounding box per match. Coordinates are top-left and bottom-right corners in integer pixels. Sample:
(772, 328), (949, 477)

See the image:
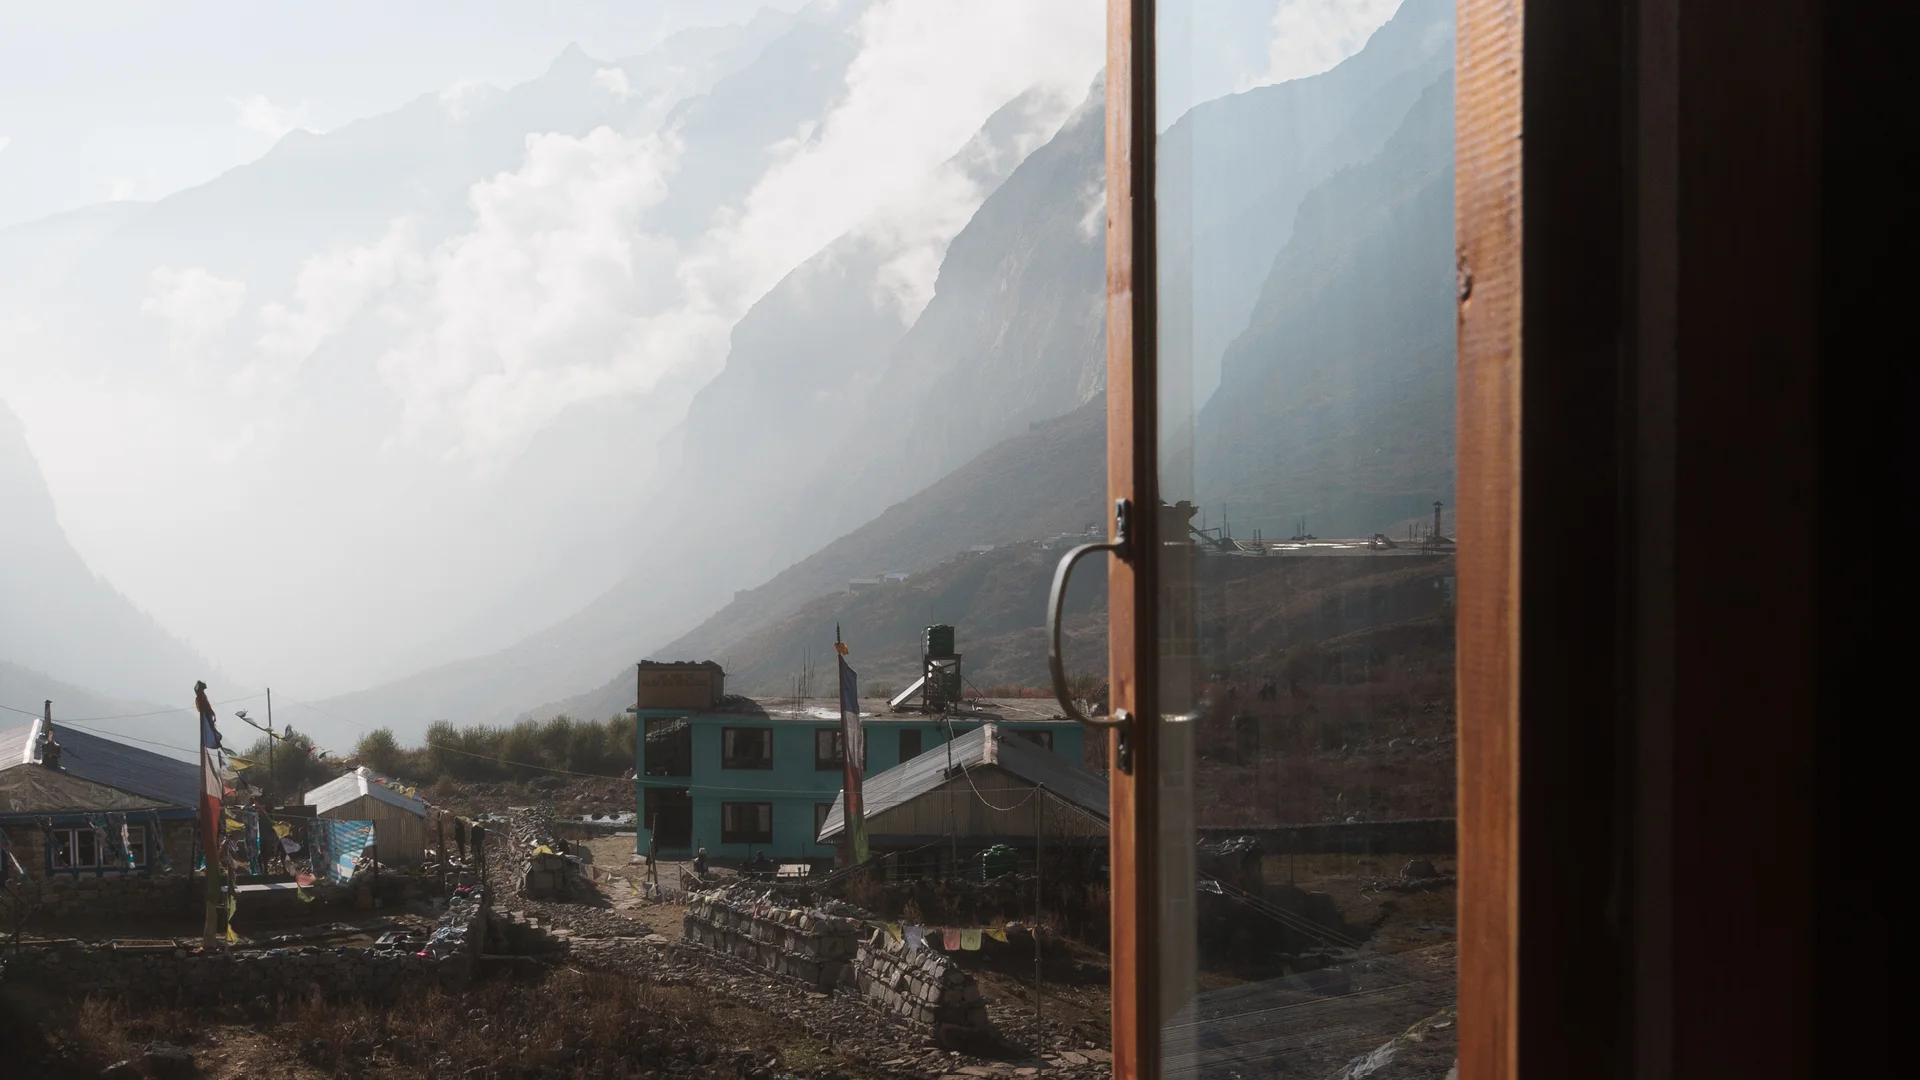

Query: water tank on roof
(925, 624), (956, 658)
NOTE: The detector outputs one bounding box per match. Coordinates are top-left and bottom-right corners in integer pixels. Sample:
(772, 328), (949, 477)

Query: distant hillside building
(632, 663), (1083, 866)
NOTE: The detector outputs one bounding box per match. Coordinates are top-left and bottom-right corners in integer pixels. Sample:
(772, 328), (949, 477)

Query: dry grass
(15, 967), (849, 1080)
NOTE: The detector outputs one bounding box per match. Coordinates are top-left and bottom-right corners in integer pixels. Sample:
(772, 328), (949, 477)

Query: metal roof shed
(817, 723), (1107, 849)
(305, 767), (428, 863)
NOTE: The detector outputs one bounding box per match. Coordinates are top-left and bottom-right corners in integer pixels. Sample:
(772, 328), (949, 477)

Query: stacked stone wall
(681, 889), (861, 990)
(854, 930), (990, 1036)
(504, 807), (583, 900)
(1, 821), (199, 918)
(0, 890), (486, 1005)
(681, 886), (990, 1038)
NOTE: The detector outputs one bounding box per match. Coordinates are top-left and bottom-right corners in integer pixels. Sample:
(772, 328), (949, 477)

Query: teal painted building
(634, 695), (1084, 866)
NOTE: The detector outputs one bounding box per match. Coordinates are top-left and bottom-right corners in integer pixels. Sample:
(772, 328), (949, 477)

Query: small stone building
(0, 718), (198, 916)
(305, 767), (427, 864)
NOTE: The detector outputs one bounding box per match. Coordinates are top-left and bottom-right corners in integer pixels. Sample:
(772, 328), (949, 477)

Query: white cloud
(252, 220), (424, 389)
(234, 93), (309, 140)
(109, 179), (136, 201)
(1252, 0), (1404, 87)
(141, 266), (247, 356)
(207, 1), (1104, 469)
(592, 67), (634, 98)
(1076, 179), (1105, 242)
(377, 126), (692, 460)
(698, 0), (1104, 323)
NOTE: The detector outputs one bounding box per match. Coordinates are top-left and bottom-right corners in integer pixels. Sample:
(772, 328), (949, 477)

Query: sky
(0, 0), (800, 229)
(0, 1), (1407, 706)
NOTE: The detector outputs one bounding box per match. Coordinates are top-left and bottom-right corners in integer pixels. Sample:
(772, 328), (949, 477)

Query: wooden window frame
(1103, 1), (1848, 1078)
(50, 826), (99, 870)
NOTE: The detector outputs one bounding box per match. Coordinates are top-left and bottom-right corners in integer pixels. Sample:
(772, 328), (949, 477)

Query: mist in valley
(0, 0), (1452, 758)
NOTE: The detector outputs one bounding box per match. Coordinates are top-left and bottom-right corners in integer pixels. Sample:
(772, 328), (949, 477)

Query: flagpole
(195, 681), (222, 949)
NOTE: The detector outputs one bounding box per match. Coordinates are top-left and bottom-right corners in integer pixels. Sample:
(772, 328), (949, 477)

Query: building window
(899, 728), (923, 761)
(815, 728), (844, 770)
(814, 803), (834, 842)
(48, 825), (142, 869)
(1015, 730), (1054, 752)
(721, 802), (773, 845)
(814, 728), (866, 771)
(721, 727), (773, 770)
(644, 716), (692, 777)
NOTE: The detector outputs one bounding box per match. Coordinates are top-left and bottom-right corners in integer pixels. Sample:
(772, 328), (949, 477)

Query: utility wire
(1, 693), (262, 724)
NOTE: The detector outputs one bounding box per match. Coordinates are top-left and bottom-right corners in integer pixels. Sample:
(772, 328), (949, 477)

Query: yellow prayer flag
(986, 928), (1009, 943)
(535, 844), (553, 855)
(226, 925), (238, 944)
(272, 822), (293, 839)
(885, 922), (903, 942)
(226, 756), (259, 770)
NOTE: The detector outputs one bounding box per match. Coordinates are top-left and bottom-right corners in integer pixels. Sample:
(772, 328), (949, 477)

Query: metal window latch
(1047, 499), (1133, 769)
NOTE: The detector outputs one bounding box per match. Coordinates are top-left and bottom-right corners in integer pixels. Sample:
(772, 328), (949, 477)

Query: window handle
(1048, 498), (1131, 731)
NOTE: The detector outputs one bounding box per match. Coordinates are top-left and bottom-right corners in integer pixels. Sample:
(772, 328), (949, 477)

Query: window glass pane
(1156, 2), (1459, 1074)
(817, 728), (845, 769)
(723, 727), (773, 769)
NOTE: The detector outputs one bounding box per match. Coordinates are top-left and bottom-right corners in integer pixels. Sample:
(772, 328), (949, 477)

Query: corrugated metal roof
(818, 723), (1107, 841)
(719, 696), (1073, 724)
(306, 767), (427, 817)
(0, 721), (197, 807)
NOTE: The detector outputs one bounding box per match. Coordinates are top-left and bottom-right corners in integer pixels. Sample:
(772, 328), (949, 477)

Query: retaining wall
(681, 887), (989, 1037)
(854, 929), (990, 1036)
(0, 889), (486, 1005)
(681, 889), (861, 990)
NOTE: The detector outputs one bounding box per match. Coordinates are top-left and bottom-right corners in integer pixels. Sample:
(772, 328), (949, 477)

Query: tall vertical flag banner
(195, 681), (223, 947)
(837, 645), (869, 865)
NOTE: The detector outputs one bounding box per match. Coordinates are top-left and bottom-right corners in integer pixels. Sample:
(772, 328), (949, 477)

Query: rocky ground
(475, 832), (1114, 1080)
(1, 773), (1459, 1079)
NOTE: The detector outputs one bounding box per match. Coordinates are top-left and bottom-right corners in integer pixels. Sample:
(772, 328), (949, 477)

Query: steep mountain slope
(0, 400), (219, 705)
(0, 660), (193, 763)
(539, 18), (1462, 722)
(534, 396), (1107, 722)
(0, 5), (871, 692)
(308, 1), (1458, 739)
(1194, 74), (1456, 534)
(1163, 0), (1451, 409)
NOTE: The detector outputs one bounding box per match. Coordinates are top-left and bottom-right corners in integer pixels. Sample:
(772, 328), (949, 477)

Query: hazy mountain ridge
(2, 3), (1456, 758)
(0, 4), (875, 694)
(0, 399), (222, 706)
(1194, 72), (1457, 534)
(304, 1), (1457, 743)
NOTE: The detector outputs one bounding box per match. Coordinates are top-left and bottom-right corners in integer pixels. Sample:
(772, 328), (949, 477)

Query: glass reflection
(1155, 1), (1459, 1075)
